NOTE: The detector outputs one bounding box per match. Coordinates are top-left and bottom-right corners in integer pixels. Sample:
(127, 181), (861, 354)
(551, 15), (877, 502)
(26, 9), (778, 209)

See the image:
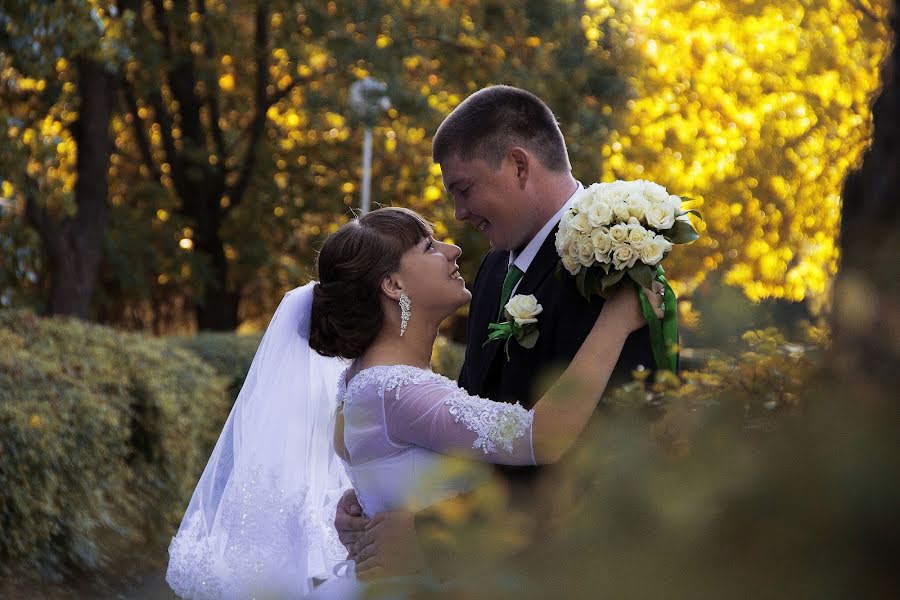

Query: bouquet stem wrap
(638, 266), (679, 372)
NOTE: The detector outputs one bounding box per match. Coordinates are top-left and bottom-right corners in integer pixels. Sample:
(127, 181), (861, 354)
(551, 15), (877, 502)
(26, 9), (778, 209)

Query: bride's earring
(399, 292), (411, 337)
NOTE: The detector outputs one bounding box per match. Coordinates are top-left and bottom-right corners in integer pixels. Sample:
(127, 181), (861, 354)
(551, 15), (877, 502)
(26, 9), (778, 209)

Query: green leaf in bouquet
(575, 267), (589, 300)
(517, 327), (540, 349)
(583, 266), (601, 296)
(628, 263), (654, 289)
(662, 219), (699, 244)
(554, 260), (566, 279)
(601, 268), (625, 290)
(677, 208), (703, 220)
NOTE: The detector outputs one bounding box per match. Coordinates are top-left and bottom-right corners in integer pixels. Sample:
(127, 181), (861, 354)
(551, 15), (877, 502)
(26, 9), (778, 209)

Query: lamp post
(348, 78), (390, 214)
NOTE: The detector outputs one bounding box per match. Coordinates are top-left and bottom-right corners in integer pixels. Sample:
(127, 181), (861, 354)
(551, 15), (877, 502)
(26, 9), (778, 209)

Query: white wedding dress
(310, 364), (537, 598)
(165, 284), (538, 600)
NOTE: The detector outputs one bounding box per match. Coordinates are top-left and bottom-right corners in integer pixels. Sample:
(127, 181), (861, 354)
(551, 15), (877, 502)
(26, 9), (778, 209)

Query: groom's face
(440, 154), (531, 252)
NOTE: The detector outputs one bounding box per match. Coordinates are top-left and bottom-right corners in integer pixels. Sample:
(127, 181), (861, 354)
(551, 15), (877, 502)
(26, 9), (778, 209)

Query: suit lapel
(469, 251), (509, 392)
(470, 229), (562, 394)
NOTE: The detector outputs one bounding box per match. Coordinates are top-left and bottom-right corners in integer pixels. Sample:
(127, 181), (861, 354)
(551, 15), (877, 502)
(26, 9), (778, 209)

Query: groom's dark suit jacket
(457, 223), (654, 486)
(414, 224), (655, 575)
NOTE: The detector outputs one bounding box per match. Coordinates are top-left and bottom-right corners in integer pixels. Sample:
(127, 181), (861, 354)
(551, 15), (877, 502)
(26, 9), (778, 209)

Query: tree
(99, 0), (630, 330)
(598, 0), (891, 313)
(0, 1), (130, 319)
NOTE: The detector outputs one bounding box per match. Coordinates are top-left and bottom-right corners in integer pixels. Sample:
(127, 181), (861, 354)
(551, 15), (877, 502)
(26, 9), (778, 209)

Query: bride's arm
(530, 284), (653, 462)
(385, 285), (662, 465)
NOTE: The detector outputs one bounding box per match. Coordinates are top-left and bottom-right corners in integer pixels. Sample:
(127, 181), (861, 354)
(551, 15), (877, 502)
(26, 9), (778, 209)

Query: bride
(166, 207), (663, 599)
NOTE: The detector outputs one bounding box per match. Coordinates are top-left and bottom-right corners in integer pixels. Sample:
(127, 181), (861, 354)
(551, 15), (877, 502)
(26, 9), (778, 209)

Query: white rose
(506, 294), (543, 325)
(645, 202), (676, 231)
(626, 219), (652, 248)
(639, 239), (664, 265)
(572, 185), (596, 210)
(555, 221), (573, 254)
(667, 194), (683, 211)
(609, 223), (629, 244)
(570, 211), (592, 234)
(625, 195), (650, 221)
(611, 243), (640, 270)
(611, 199), (632, 222)
(643, 182), (670, 205)
(590, 227), (613, 263)
(576, 236), (597, 267)
(585, 182), (605, 201)
(561, 253), (581, 275)
(639, 234), (673, 265)
(601, 181), (631, 205)
(554, 234), (568, 259)
(587, 197), (614, 227)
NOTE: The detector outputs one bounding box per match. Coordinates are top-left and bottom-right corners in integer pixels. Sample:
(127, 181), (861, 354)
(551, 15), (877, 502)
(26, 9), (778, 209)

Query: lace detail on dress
(219, 466), (305, 576)
(444, 390), (534, 454)
(167, 464), (317, 599)
(343, 364), (452, 403)
(167, 512), (222, 600)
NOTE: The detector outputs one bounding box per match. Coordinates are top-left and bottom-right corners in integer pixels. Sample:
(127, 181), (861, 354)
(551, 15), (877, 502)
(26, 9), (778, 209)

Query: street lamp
(348, 78), (390, 214)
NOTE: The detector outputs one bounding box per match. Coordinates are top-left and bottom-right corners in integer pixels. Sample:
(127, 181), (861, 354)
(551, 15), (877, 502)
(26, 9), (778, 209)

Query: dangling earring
(399, 292), (411, 337)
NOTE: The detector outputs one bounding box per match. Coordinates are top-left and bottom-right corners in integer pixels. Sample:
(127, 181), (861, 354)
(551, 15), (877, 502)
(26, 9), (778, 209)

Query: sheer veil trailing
(166, 283), (350, 599)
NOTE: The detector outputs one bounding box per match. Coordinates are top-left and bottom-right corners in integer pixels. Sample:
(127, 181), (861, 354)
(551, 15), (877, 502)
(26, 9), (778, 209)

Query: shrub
(0, 311), (230, 581)
(172, 331), (262, 402)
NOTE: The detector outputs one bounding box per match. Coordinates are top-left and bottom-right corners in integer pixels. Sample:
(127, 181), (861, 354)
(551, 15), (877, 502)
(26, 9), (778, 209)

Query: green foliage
(431, 335), (466, 380)
(173, 331), (263, 401)
(610, 326), (822, 452)
(0, 311), (230, 580)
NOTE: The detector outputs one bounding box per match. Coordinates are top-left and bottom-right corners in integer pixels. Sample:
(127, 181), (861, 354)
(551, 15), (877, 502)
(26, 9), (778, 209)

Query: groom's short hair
(432, 85), (571, 172)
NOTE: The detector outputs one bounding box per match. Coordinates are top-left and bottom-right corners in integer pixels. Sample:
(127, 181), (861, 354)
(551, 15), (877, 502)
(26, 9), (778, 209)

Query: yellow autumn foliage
(602, 0), (891, 305)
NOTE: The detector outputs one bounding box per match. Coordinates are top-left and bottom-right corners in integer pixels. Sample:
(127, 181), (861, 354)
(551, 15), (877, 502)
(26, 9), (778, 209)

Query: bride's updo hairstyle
(309, 207), (433, 359)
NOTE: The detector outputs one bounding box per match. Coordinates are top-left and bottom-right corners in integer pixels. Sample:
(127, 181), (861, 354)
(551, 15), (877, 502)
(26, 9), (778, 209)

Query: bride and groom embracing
(166, 85), (665, 599)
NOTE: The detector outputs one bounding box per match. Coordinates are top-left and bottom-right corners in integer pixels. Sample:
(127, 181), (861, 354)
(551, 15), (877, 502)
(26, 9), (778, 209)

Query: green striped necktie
(496, 264), (525, 321)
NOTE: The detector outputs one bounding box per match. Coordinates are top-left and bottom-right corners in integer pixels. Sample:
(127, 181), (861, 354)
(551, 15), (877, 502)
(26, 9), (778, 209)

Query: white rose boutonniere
(484, 294), (542, 360)
(505, 294), (543, 325)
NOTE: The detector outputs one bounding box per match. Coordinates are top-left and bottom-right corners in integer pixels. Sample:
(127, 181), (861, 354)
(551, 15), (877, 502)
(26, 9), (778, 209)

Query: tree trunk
(28, 58), (116, 319)
(832, 1), (899, 380)
(195, 233), (241, 331)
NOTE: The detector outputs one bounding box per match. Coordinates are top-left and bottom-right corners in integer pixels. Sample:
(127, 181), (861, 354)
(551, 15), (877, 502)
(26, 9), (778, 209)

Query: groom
(335, 85), (655, 577)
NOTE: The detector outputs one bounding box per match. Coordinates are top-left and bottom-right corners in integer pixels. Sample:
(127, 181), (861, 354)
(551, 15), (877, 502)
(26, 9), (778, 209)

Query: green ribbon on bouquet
(637, 266), (679, 372)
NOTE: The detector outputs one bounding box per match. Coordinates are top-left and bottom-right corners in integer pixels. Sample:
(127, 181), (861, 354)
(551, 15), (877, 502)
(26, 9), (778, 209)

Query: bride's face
(394, 236), (471, 319)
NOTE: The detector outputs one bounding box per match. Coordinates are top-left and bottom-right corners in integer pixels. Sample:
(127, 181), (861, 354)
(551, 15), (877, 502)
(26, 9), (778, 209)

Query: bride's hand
(601, 281), (665, 334)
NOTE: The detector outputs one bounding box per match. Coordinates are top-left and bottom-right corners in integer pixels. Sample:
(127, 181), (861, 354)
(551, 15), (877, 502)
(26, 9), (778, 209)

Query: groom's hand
(352, 510), (426, 580)
(335, 489), (369, 552)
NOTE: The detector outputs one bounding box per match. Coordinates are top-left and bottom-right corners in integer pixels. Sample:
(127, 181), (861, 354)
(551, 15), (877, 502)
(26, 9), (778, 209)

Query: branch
(131, 0), (177, 180)
(22, 175), (65, 248)
(150, 0), (174, 57)
(226, 4), (271, 211)
(147, 89), (179, 178)
(121, 76), (162, 181)
(197, 0), (226, 162)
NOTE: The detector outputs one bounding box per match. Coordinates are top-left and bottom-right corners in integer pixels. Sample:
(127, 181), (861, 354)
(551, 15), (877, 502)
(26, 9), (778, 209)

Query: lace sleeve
(381, 371), (535, 466)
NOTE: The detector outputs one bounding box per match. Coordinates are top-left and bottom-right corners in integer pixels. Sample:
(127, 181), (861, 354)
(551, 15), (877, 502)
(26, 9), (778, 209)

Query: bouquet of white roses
(555, 180), (701, 371)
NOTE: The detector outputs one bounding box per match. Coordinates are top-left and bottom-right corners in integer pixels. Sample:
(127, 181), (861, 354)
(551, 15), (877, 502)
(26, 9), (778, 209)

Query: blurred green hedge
(172, 331), (263, 401)
(0, 311), (231, 581)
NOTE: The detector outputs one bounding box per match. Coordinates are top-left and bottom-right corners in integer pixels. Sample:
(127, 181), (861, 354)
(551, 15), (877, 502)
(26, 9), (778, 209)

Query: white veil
(166, 283), (350, 599)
